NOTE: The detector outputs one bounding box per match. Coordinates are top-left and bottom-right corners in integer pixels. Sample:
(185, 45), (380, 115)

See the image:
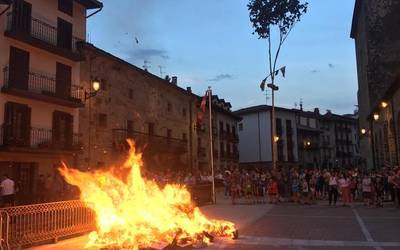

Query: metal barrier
(0, 200), (95, 249)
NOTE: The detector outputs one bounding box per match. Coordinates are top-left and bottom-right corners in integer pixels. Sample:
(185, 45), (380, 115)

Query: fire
(59, 140), (236, 249)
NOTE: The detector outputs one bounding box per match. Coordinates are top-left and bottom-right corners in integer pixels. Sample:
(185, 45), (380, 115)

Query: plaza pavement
(28, 193), (400, 250)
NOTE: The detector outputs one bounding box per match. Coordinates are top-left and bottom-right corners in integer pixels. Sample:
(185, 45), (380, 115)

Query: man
(1, 174), (15, 207)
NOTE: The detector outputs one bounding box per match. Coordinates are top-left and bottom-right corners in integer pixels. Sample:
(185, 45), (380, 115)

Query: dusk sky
(87, 0), (357, 115)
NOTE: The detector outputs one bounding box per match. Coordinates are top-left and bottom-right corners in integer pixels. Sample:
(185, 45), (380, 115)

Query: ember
(59, 140), (236, 250)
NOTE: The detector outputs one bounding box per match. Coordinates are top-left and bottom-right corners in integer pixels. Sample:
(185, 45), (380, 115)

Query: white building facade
(235, 105), (298, 169)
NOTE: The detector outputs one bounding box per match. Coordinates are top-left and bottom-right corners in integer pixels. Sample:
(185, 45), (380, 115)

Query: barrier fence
(0, 200), (95, 249)
(0, 184), (214, 249)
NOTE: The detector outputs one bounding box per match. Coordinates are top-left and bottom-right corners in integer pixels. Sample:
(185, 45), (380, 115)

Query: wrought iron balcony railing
(0, 124), (81, 151)
(2, 66), (83, 105)
(5, 12), (82, 59)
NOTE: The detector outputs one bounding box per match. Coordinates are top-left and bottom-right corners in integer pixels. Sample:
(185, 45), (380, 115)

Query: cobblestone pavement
(208, 202), (400, 250)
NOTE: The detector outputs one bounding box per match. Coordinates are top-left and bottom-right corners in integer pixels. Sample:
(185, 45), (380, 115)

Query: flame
(59, 140), (235, 249)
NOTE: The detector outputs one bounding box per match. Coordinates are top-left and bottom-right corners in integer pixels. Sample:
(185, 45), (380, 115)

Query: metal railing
(0, 125), (81, 151)
(0, 200), (95, 249)
(2, 66), (83, 102)
(6, 13), (82, 54)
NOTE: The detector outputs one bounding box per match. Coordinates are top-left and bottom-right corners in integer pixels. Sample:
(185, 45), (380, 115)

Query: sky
(87, 0), (358, 115)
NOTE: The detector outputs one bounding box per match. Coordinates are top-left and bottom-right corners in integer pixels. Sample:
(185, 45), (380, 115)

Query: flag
(260, 78), (267, 91)
(197, 90), (209, 124)
(280, 66), (286, 78)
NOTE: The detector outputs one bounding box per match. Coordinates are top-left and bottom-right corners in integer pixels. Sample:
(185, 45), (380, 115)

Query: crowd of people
(221, 166), (400, 208)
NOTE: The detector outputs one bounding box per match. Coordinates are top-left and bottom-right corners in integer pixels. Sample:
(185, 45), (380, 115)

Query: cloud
(207, 74), (233, 82)
(126, 48), (169, 61)
(328, 63), (335, 69)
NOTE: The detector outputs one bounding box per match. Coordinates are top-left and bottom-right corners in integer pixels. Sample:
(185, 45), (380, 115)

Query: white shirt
(1, 178), (15, 196)
(338, 178), (349, 188)
(329, 176), (338, 186)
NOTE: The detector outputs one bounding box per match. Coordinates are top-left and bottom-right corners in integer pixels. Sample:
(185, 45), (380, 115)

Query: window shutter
(3, 102), (15, 145)
(66, 113), (73, 148)
(52, 111), (61, 146)
(23, 105), (31, 147)
(57, 18), (72, 50)
(56, 62), (71, 99)
(12, 0), (31, 34)
(9, 46), (29, 90)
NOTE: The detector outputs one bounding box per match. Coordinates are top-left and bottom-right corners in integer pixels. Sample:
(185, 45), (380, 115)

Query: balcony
(112, 129), (188, 154)
(229, 133), (239, 143)
(5, 13), (82, 61)
(0, 125), (81, 153)
(2, 66), (83, 108)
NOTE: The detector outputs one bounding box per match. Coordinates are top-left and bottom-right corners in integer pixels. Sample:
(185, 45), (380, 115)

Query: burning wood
(59, 140), (236, 250)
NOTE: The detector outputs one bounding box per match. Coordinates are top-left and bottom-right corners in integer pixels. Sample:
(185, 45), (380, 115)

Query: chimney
(186, 87), (192, 93)
(314, 108), (320, 114)
(171, 76), (178, 85)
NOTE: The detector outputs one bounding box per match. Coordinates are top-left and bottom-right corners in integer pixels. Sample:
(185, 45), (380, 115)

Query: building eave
(74, 0), (103, 9)
(350, 0), (361, 39)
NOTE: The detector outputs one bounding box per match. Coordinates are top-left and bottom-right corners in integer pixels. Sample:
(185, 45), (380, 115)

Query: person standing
(393, 169), (400, 208)
(338, 173), (351, 206)
(1, 174), (15, 207)
(362, 173), (372, 207)
(328, 172), (338, 206)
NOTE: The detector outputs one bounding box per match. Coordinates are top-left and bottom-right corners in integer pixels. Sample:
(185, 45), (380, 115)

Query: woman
(338, 173), (351, 206)
(291, 175), (300, 204)
(362, 173), (372, 207)
(328, 172), (338, 205)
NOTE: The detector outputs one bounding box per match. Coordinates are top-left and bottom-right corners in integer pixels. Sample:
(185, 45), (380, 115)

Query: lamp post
(267, 83), (279, 169)
(85, 79), (101, 169)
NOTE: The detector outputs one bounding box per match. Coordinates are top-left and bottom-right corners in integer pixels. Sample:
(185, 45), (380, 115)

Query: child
(267, 177), (278, 204)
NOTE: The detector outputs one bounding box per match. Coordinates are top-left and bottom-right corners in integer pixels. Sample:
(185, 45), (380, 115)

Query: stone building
(235, 105), (298, 169)
(0, 0), (102, 204)
(196, 96), (241, 172)
(78, 44), (239, 174)
(351, 0), (400, 169)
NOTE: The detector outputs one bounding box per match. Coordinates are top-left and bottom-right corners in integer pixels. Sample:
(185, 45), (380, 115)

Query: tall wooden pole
(208, 86), (216, 204)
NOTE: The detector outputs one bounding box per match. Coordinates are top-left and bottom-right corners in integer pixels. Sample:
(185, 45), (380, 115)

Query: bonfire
(59, 140), (236, 250)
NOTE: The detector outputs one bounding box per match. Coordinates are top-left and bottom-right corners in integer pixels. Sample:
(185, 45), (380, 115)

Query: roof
(234, 105), (296, 116)
(74, 0), (103, 9)
(80, 43), (240, 120)
(350, 0), (362, 39)
(81, 42), (197, 99)
(321, 112), (358, 123)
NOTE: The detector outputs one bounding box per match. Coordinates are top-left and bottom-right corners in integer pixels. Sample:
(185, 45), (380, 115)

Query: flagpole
(208, 86), (216, 204)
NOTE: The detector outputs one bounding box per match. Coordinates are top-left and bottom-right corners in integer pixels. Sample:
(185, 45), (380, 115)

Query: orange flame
(59, 140), (235, 249)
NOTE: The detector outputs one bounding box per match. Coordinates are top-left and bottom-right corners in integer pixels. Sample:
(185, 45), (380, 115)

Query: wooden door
(52, 111), (73, 149)
(57, 18), (72, 50)
(9, 46), (29, 90)
(56, 62), (71, 98)
(12, 0), (31, 34)
(3, 102), (31, 147)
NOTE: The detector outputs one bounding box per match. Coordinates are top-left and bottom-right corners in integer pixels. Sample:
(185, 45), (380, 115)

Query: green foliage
(248, 0), (308, 39)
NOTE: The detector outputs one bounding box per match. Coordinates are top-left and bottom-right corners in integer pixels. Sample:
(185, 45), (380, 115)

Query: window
(182, 133), (187, 141)
(58, 0), (73, 16)
(128, 89), (133, 99)
(219, 121), (224, 132)
(182, 108), (187, 118)
(100, 81), (107, 91)
(238, 123), (243, 131)
(148, 123), (155, 135)
(232, 126), (236, 135)
(167, 129), (172, 138)
(167, 102), (172, 112)
(53, 111), (73, 148)
(98, 113), (107, 128)
(226, 124), (230, 134)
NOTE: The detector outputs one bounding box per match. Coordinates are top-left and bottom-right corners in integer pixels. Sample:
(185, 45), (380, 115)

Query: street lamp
(274, 136), (280, 142)
(380, 101), (388, 109)
(360, 128), (367, 135)
(373, 113), (380, 121)
(267, 83), (279, 169)
(85, 78), (101, 100)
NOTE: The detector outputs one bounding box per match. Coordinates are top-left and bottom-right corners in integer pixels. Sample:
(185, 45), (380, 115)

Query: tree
(248, 0), (307, 168)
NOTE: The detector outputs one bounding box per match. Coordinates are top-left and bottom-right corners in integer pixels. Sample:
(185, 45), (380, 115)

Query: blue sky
(87, 0), (357, 115)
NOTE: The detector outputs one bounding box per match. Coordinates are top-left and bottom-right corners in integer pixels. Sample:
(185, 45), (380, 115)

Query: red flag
(197, 90), (209, 124)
